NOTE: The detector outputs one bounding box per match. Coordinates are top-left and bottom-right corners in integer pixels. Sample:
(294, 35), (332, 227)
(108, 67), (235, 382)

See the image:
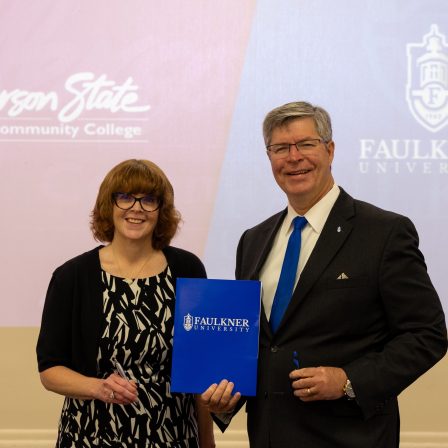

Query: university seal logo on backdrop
(406, 24), (448, 133)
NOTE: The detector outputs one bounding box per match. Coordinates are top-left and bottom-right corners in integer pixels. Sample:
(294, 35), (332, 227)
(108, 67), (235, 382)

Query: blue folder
(171, 278), (261, 396)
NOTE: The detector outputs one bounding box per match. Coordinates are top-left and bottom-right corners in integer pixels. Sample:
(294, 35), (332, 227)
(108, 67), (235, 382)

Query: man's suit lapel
(248, 209), (287, 336)
(278, 189), (355, 332)
(248, 209), (287, 281)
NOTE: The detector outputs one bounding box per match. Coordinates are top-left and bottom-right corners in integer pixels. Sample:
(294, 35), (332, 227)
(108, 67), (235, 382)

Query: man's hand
(289, 366), (347, 401)
(200, 379), (241, 413)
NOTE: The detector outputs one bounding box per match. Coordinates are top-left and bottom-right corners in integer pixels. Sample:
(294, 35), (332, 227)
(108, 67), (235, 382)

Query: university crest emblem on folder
(183, 313), (193, 331)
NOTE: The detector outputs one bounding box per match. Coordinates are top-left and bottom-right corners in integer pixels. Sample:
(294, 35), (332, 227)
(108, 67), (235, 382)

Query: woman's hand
(97, 372), (139, 405)
(40, 366), (138, 404)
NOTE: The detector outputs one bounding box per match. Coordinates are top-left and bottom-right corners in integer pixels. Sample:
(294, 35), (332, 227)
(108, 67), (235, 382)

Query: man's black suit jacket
(232, 188), (447, 448)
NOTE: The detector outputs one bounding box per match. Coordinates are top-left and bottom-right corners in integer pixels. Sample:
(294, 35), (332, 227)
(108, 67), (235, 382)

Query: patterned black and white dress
(56, 266), (199, 447)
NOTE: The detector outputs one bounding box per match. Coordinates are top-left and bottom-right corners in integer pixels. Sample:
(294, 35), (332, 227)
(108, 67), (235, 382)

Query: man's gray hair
(262, 101), (332, 145)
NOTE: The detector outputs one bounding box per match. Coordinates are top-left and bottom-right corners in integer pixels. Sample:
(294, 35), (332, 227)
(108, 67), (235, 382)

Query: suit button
(271, 345), (279, 353)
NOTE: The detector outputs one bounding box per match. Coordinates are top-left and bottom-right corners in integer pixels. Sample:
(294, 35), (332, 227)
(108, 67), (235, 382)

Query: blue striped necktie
(270, 216), (307, 332)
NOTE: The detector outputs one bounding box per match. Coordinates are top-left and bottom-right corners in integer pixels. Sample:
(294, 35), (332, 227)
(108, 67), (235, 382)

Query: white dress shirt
(260, 184), (340, 320)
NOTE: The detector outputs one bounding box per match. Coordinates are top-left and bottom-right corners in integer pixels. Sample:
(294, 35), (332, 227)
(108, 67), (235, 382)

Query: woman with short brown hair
(37, 159), (214, 447)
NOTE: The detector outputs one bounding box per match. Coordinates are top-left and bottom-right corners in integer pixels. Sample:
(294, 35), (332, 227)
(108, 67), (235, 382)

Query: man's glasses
(112, 192), (160, 212)
(266, 138), (326, 160)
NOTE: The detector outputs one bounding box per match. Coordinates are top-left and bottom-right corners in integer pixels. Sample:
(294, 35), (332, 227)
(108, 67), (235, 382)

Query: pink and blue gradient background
(0, 0), (446, 325)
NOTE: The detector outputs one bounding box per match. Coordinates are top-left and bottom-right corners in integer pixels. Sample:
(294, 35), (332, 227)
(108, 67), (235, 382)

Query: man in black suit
(202, 101), (447, 447)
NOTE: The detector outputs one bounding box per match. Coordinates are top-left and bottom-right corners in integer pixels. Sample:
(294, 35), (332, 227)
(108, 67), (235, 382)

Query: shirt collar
(283, 184), (340, 234)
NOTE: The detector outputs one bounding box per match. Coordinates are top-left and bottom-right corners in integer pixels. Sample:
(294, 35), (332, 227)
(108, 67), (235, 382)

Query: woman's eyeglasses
(112, 192), (160, 212)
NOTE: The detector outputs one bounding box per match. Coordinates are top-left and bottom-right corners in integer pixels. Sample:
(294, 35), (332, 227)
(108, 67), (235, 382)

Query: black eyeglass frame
(112, 192), (161, 212)
(266, 138), (327, 158)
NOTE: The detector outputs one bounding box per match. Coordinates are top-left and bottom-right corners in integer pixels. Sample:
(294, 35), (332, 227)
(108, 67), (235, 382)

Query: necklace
(111, 245), (152, 280)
